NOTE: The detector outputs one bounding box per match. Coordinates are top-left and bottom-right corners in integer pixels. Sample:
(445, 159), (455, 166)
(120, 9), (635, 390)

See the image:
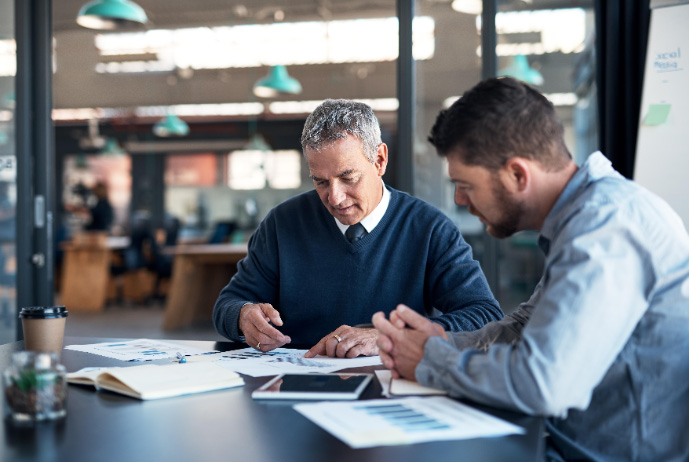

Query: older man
(373, 78), (689, 462)
(213, 99), (502, 358)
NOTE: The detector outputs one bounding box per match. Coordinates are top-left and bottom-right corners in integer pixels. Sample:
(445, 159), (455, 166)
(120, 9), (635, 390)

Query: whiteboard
(634, 2), (689, 231)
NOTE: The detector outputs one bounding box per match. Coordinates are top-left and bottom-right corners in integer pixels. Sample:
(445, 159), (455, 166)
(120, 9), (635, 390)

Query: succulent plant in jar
(4, 351), (67, 422)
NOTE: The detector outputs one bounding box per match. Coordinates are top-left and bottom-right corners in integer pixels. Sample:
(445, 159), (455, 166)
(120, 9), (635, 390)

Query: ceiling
(51, 0), (594, 31)
(52, 0), (401, 32)
(51, 0), (407, 114)
(2, 0), (595, 129)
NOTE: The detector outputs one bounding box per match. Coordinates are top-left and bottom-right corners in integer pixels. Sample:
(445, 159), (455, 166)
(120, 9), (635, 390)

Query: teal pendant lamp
(253, 65), (303, 98)
(153, 114), (190, 137)
(100, 138), (126, 155)
(1, 91), (15, 109)
(243, 133), (271, 151)
(498, 55), (544, 86)
(75, 153), (89, 169)
(77, 0), (148, 30)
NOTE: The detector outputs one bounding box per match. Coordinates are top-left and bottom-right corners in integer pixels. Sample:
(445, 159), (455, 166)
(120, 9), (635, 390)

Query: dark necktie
(345, 223), (367, 243)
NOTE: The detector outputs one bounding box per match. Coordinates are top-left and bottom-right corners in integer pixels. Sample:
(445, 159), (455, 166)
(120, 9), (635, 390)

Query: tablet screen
(252, 373), (373, 400)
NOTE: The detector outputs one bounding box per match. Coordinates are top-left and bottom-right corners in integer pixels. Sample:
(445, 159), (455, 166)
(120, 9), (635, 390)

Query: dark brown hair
(428, 77), (571, 171)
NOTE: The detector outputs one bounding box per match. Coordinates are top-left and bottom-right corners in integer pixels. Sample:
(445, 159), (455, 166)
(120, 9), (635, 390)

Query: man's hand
(372, 304), (447, 380)
(304, 325), (379, 358)
(239, 303), (291, 352)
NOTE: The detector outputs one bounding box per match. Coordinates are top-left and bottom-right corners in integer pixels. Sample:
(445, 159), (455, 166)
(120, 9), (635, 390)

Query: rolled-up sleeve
(417, 217), (652, 417)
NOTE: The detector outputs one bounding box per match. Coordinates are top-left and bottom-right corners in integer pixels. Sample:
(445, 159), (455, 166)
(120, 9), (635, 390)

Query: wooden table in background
(59, 234), (130, 312)
(162, 243), (248, 330)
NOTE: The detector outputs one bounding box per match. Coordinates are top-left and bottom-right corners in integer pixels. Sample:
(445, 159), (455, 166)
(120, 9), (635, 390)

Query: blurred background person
(65, 181), (114, 233)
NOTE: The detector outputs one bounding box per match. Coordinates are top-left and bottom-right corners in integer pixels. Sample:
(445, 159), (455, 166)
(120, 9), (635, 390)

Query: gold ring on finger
(333, 334), (342, 343)
(256, 342), (261, 351)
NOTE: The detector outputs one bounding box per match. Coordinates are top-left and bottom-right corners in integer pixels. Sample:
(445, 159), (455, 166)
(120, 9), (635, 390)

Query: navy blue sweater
(213, 187), (502, 345)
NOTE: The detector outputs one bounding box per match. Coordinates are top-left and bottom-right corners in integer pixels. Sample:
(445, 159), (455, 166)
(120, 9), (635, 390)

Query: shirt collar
(540, 151), (616, 244)
(334, 181), (390, 235)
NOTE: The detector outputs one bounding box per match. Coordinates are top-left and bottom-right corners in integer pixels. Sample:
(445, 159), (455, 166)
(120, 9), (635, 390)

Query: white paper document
(374, 370), (447, 397)
(215, 347), (382, 377)
(295, 396), (525, 448)
(64, 339), (218, 362)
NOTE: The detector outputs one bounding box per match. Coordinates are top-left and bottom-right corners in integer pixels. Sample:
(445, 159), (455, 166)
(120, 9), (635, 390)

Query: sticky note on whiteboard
(643, 103), (671, 126)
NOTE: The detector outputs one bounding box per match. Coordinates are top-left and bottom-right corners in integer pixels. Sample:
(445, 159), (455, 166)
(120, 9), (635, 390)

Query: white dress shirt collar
(334, 181), (390, 235)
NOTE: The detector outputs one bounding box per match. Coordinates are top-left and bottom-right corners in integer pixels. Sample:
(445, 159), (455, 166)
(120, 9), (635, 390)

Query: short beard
(486, 175), (524, 239)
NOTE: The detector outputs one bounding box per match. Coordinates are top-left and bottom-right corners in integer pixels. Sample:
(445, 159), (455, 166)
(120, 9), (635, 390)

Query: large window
(62, 154), (132, 236)
(53, 1), (400, 245)
(92, 17), (434, 74)
(414, 0), (597, 311)
(163, 149), (308, 242)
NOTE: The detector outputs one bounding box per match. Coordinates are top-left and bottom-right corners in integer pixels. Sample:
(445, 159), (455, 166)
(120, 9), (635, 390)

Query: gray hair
(301, 99), (382, 163)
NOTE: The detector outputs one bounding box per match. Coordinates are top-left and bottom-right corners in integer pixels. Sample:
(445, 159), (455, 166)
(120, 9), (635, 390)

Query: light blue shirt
(417, 152), (689, 462)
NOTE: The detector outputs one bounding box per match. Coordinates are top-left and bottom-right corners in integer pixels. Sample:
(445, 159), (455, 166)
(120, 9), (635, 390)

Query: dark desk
(1, 338), (544, 462)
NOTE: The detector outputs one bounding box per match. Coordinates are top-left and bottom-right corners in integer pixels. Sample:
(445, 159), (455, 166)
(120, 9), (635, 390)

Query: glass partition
(415, 0), (597, 311)
(0, 0), (16, 343)
(53, 1), (401, 242)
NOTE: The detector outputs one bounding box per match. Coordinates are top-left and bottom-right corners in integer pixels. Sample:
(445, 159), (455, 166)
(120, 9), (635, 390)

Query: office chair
(208, 220), (237, 244)
(110, 214), (157, 305)
(148, 215), (180, 301)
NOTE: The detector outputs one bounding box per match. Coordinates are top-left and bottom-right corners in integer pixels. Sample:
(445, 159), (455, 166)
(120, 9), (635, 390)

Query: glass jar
(3, 351), (67, 422)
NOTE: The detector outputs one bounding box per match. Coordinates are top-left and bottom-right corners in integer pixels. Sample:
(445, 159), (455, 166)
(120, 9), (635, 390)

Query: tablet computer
(251, 373), (373, 400)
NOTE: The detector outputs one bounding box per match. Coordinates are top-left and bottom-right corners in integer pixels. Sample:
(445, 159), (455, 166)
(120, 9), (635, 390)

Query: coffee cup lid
(19, 306), (69, 319)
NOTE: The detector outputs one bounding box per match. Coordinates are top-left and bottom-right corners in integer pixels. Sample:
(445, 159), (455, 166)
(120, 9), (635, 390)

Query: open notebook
(67, 362), (244, 400)
(374, 370), (447, 397)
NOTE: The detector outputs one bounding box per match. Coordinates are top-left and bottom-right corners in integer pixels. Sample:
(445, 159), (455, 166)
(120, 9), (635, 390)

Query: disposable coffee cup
(19, 306), (69, 355)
